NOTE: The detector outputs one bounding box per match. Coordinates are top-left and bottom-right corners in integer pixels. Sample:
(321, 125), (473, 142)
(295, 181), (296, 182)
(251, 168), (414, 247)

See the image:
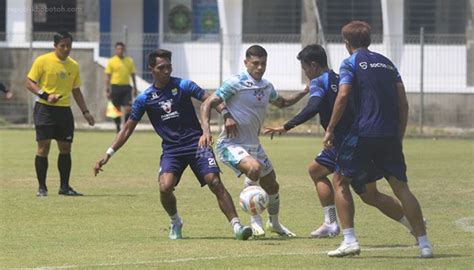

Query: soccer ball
(239, 186), (269, 215)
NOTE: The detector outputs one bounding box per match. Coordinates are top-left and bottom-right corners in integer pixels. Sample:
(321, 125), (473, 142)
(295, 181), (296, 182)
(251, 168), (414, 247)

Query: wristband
(82, 110), (90, 115)
(221, 108), (231, 118)
(106, 147), (115, 157)
(38, 90), (50, 101)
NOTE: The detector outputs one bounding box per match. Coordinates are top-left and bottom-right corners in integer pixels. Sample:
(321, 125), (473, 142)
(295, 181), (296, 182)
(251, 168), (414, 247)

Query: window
(317, 0), (383, 43)
(404, 0), (467, 43)
(32, 0), (77, 40)
(242, 0), (302, 42)
(163, 0), (220, 42)
(0, 0), (5, 40)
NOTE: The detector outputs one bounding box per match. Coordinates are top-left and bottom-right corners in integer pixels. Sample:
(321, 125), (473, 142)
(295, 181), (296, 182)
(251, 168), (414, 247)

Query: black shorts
(34, 102), (74, 142)
(111, 85), (132, 107)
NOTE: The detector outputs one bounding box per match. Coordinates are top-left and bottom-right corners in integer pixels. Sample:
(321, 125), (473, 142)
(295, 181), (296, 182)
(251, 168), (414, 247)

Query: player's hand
(302, 85), (310, 94)
(224, 114), (238, 138)
(5, 90), (13, 100)
(323, 130), (334, 149)
(199, 132), (213, 148)
(263, 126), (286, 140)
(94, 155), (110, 176)
(47, 94), (62, 103)
(84, 112), (95, 126)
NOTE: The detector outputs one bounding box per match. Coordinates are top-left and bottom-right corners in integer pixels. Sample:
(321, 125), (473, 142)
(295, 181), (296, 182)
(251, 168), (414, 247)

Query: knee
(207, 175), (225, 194)
(246, 163), (262, 181)
(159, 181), (175, 194)
(37, 144), (50, 156)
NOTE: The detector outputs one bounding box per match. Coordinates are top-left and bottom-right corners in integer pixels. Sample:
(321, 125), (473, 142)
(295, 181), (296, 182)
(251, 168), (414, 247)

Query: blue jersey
(130, 77), (206, 156)
(310, 70), (353, 146)
(339, 49), (403, 137)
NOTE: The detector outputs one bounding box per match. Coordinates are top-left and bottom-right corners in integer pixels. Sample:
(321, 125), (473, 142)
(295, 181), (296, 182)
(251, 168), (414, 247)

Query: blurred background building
(1, 0), (473, 135)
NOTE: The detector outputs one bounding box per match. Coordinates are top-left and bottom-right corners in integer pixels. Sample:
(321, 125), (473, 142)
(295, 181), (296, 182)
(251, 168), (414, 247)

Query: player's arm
(397, 82), (409, 141)
(131, 73), (138, 97)
(25, 78), (61, 103)
(199, 93), (224, 148)
(72, 87), (95, 126)
(105, 74), (112, 99)
(94, 119), (139, 176)
(264, 95), (321, 139)
(323, 84), (351, 147)
(0, 82), (13, 99)
(270, 85), (309, 108)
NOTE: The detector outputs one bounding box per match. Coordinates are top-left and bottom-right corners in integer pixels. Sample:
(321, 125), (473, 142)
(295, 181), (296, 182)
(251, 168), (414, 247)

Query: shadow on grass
(82, 194), (138, 197)
(360, 253), (464, 259)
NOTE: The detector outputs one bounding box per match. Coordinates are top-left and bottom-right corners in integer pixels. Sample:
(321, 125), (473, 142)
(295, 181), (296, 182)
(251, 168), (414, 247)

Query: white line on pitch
(455, 217), (474, 233)
(10, 243), (469, 270)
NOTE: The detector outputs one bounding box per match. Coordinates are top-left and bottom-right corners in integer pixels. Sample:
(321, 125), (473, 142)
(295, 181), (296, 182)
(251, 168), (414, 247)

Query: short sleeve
(182, 80), (206, 100)
(339, 57), (355, 85)
(129, 94), (147, 121)
(129, 58), (136, 73)
(73, 66), (81, 88)
(309, 77), (326, 99)
(27, 57), (43, 83)
(104, 59), (112, 74)
(395, 66), (403, 83)
(215, 79), (238, 101)
(269, 83), (279, 102)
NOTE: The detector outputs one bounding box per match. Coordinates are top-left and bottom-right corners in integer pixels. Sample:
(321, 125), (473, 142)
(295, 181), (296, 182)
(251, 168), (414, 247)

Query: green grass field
(1, 129), (473, 269)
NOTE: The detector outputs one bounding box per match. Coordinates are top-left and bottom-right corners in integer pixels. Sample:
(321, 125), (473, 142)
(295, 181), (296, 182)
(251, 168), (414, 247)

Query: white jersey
(215, 71), (279, 147)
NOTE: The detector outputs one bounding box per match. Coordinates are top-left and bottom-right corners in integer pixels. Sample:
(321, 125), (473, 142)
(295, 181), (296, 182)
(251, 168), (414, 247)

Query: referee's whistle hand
(47, 94), (62, 103)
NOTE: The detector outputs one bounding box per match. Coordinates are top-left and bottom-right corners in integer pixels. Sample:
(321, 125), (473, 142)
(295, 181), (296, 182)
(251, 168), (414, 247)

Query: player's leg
(373, 138), (432, 257)
(110, 85), (123, 132)
(259, 170), (296, 237)
(202, 172), (252, 240)
(308, 158), (339, 238)
(35, 139), (51, 197)
(159, 172), (182, 240)
(56, 141), (81, 196)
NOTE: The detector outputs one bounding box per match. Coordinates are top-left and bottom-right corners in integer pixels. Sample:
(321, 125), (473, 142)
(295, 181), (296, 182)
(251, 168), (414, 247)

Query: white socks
(230, 217), (242, 233)
(343, 228), (357, 244)
(268, 193), (280, 224)
(323, 205), (338, 224)
(417, 235), (432, 249)
(170, 213), (182, 225)
(398, 216), (414, 232)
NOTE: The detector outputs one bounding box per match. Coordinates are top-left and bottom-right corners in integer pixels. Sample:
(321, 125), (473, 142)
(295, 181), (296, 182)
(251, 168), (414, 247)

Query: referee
(105, 42), (137, 132)
(26, 32), (95, 197)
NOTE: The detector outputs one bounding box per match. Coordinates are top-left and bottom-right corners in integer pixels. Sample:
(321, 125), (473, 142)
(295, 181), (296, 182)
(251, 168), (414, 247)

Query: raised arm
(397, 82), (409, 141)
(270, 86), (309, 108)
(94, 119), (139, 176)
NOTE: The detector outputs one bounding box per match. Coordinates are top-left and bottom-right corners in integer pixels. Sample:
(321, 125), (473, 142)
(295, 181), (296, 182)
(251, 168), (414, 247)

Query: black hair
(245, 45), (267, 58)
(148, 49), (172, 67)
(53, 32), (73, 45)
(115, 42), (126, 48)
(297, 44), (328, 68)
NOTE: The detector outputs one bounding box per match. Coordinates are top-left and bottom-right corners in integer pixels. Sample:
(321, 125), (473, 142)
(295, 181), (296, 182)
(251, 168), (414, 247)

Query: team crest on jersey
(171, 88), (178, 95)
(253, 89), (265, 101)
(151, 92), (159, 100)
(159, 99), (173, 113)
(244, 80), (254, 87)
(59, 71), (66, 79)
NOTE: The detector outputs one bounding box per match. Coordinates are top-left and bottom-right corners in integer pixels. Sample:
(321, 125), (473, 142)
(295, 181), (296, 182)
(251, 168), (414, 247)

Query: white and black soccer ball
(239, 186), (269, 215)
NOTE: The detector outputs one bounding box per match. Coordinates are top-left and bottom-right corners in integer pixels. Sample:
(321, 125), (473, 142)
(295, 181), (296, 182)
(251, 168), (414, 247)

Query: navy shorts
(111, 85), (132, 107)
(34, 102), (74, 142)
(315, 147), (384, 194)
(336, 134), (407, 190)
(159, 147), (221, 187)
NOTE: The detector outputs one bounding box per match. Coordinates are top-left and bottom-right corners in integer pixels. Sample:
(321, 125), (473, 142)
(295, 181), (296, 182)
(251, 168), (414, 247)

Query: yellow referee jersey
(27, 52), (81, 107)
(105, 55), (136, 85)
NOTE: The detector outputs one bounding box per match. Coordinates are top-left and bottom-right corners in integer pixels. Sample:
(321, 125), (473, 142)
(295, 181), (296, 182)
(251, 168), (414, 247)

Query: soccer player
(323, 21), (433, 258)
(26, 32), (95, 197)
(105, 42), (138, 132)
(94, 49), (252, 241)
(200, 45), (308, 238)
(0, 82), (13, 99)
(264, 44), (418, 240)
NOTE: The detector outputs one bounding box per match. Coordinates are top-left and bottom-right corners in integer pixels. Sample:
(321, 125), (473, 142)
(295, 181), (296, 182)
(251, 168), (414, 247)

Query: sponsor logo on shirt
(330, 84), (338, 92)
(369, 62), (395, 70)
(151, 92), (159, 100)
(171, 88), (178, 95)
(359, 62), (368, 70)
(253, 89), (265, 101)
(159, 99), (180, 121)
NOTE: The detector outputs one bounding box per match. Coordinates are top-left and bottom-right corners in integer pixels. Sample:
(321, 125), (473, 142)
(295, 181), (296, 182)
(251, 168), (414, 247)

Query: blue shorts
(336, 134), (407, 190)
(159, 147), (221, 187)
(315, 147), (384, 194)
